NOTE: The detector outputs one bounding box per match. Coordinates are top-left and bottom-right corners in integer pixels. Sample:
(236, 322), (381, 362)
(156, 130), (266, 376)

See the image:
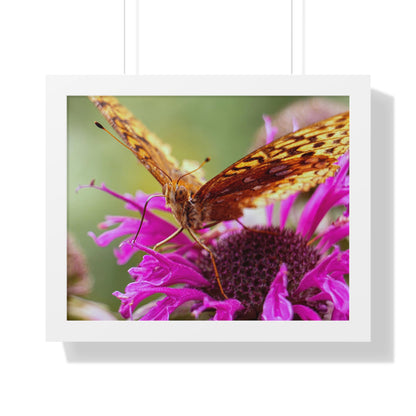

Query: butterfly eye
(175, 185), (189, 203)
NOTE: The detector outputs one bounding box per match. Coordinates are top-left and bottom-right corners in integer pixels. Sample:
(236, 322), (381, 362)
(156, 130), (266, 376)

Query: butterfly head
(162, 181), (198, 228)
(164, 181), (189, 203)
(161, 157), (211, 229)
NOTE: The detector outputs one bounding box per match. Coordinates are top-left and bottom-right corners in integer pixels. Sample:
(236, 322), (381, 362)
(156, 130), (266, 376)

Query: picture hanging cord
(123, 0), (126, 75)
(291, 0), (305, 75)
(124, 0), (138, 75)
(124, 0), (305, 75)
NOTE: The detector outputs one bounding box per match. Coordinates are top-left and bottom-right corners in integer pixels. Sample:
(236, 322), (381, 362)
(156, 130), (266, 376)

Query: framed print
(46, 75), (370, 342)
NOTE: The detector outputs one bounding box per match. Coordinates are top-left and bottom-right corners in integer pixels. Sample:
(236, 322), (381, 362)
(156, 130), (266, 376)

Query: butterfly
(89, 96), (349, 297)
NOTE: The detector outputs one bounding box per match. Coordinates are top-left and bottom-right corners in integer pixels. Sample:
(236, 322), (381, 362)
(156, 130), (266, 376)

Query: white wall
(1, 0), (414, 415)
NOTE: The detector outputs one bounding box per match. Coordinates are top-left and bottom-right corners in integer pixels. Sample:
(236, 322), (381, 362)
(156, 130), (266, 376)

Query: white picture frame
(46, 75), (370, 342)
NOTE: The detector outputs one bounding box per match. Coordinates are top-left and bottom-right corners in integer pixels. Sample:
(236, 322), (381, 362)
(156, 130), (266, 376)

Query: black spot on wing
(287, 147), (299, 156)
(248, 155), (265, 163)
(301, 151), (315, 158)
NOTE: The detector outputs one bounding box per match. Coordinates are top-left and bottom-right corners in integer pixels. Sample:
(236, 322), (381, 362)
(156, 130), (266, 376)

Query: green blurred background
(67, 95), (348, 315)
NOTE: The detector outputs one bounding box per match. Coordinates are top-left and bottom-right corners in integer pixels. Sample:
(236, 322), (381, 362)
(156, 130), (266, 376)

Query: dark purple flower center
(197, 226), (321, 320)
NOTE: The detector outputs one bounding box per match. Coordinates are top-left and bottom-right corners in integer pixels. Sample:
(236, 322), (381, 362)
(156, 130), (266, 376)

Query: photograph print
(67, 95), (349, 322)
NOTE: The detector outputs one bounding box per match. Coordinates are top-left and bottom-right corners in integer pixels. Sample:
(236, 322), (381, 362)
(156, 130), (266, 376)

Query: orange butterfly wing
(89, 96), (203, 193)
(90, 96), (349, 228)
(192, 112), (349, 223)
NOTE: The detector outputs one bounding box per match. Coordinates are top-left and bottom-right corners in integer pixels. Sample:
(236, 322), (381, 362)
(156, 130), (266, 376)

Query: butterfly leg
(202, 221), (220, 228)
(187, 228), (228, 300)
(152, 227), (184, 251)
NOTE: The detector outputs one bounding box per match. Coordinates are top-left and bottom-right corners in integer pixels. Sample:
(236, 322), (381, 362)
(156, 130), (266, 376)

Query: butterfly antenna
(94, 121), (173, 182)
(131, 193), (165, 245)
(146, 161), (173, 183)
(94, 122), (135, 153)
(177, 157), (210, 184)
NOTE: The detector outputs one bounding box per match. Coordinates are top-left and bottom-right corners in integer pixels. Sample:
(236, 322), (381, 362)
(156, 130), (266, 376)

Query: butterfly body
(163, 182), (204, 229)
